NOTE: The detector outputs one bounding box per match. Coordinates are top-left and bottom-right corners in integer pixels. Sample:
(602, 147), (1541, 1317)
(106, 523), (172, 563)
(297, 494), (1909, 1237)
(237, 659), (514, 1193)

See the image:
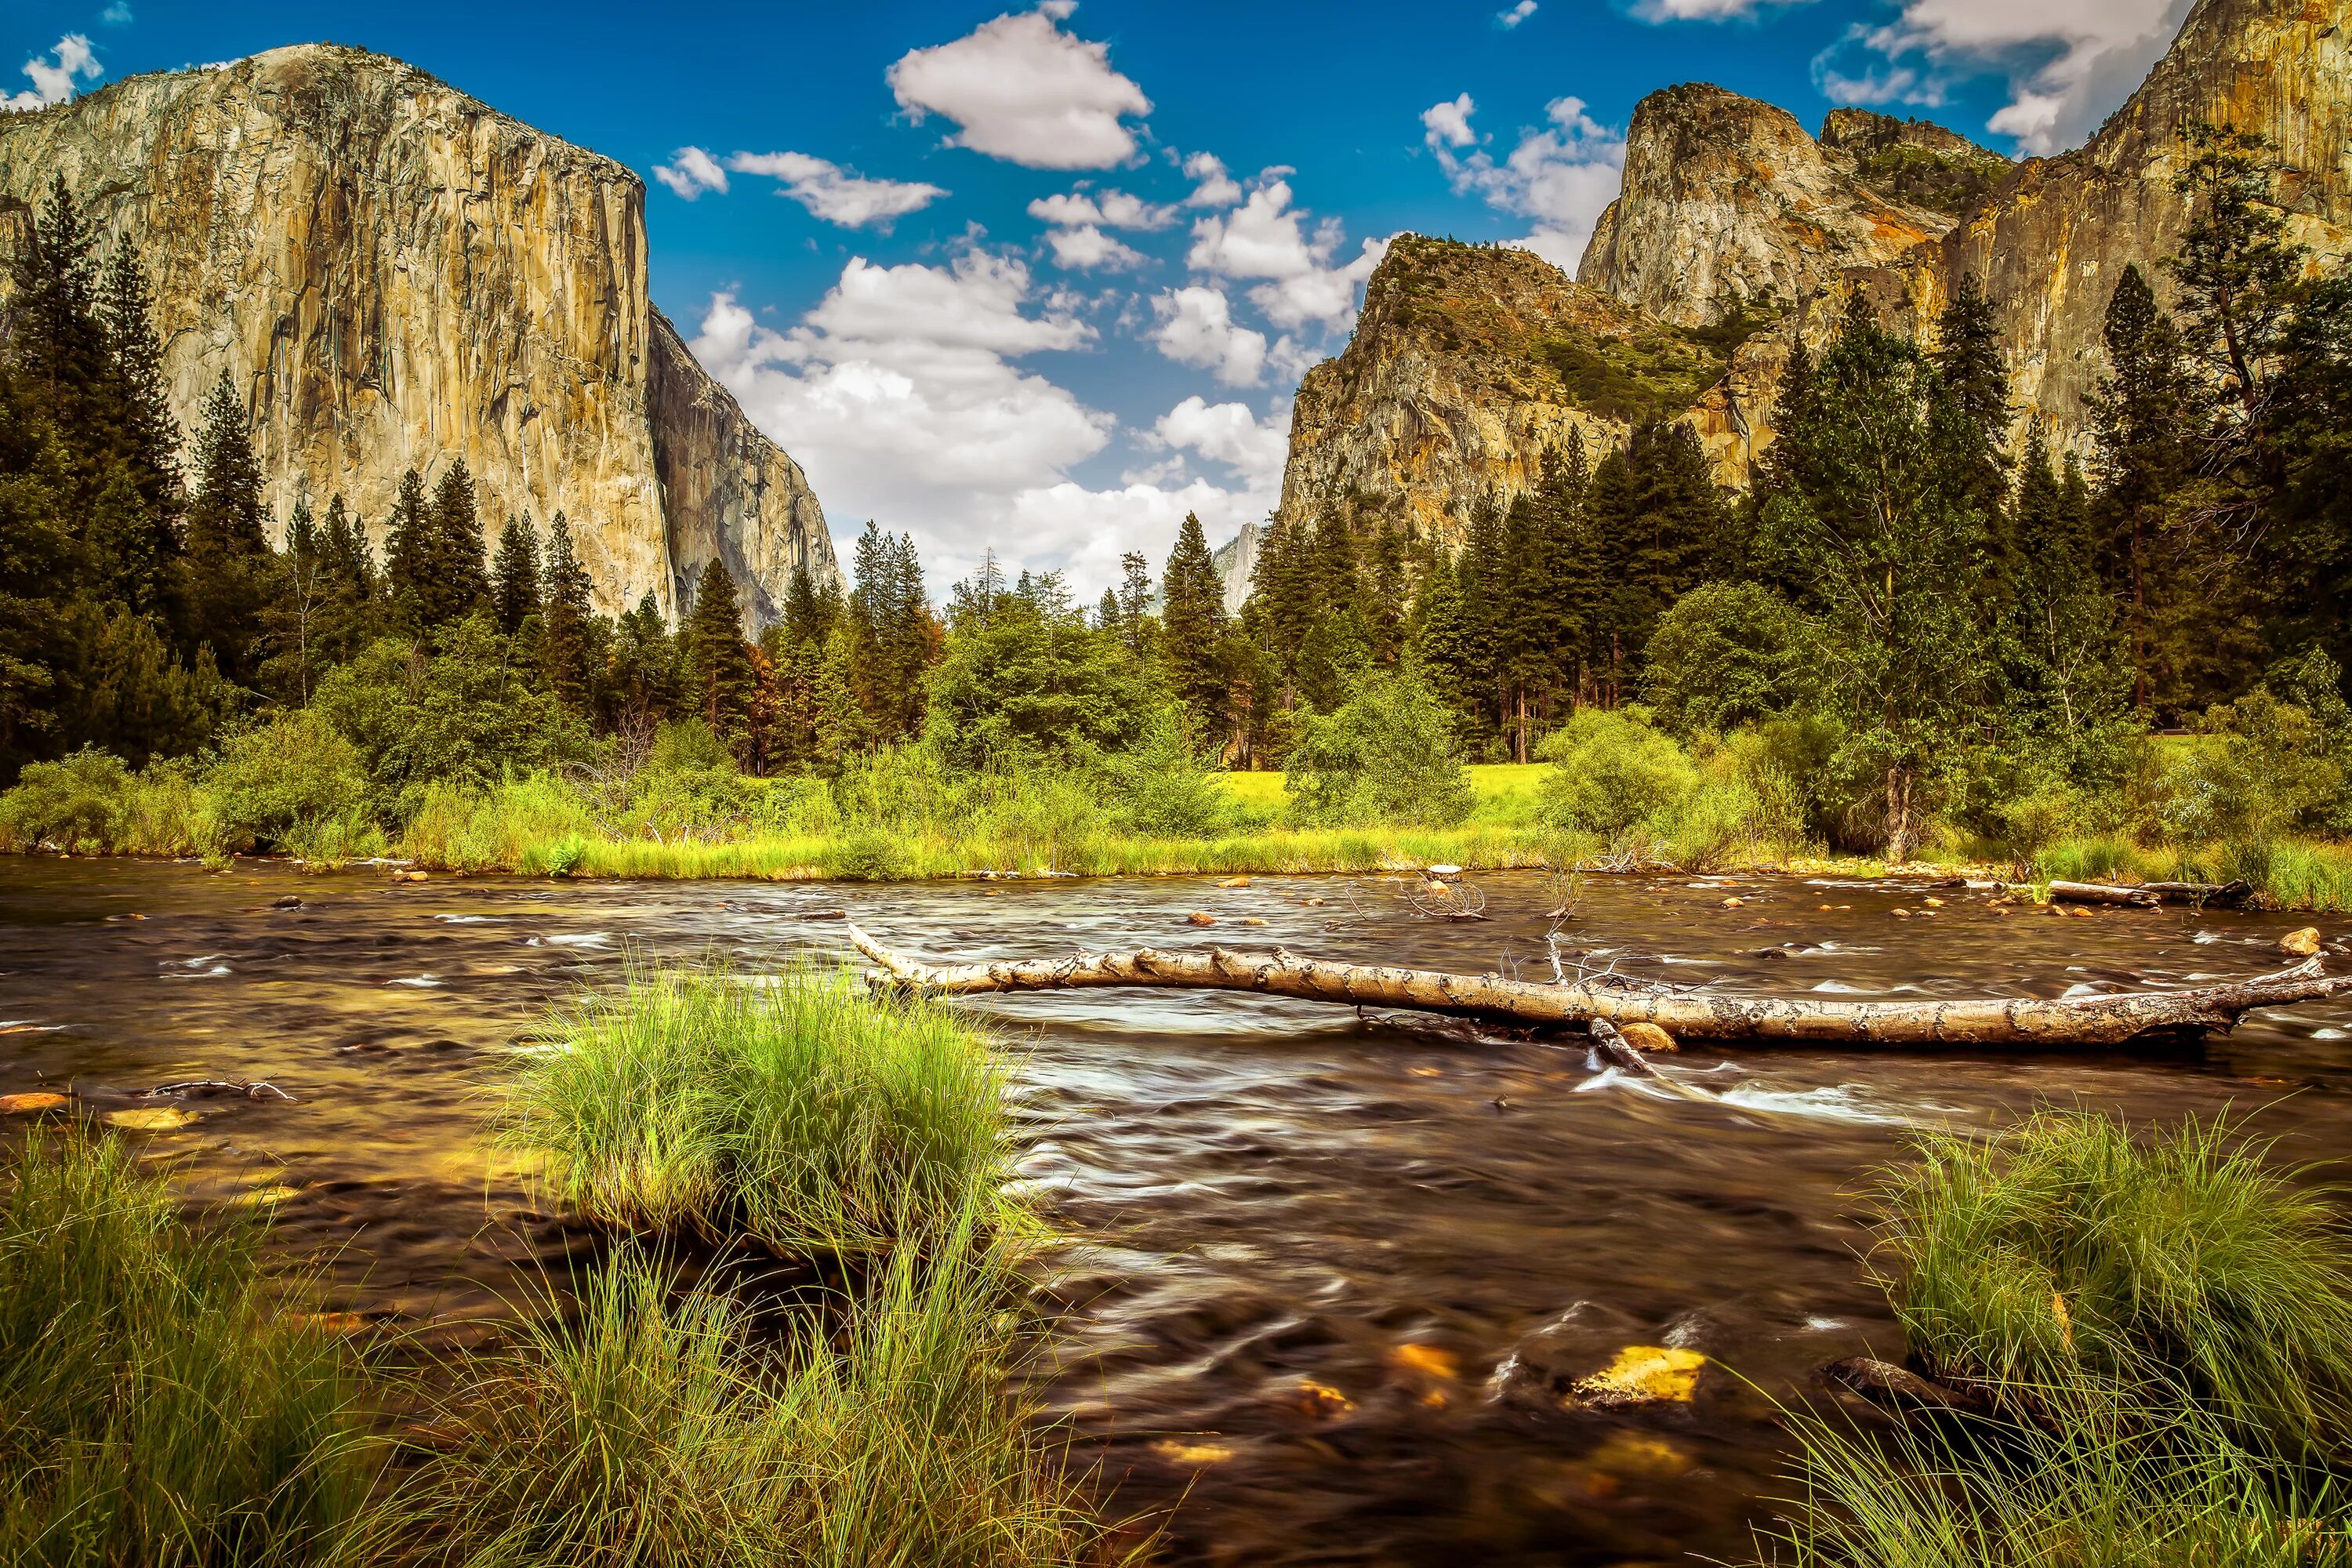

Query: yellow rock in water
(0, 1091), (71, 1113)
(1388, 1342), (1461, 1380)
(1587, 1430), (1695, 1480)
(1151, 1439), (1235, 1465)
(1218, 877), (1250, 888)
(2281, 927), (2322, 956)
(1291, 1379), (1356, 1417)
(104, 1106), (198, 1131)
(1571, 1345), (1708, 1407)
(1617, 1022), (1678, 1054)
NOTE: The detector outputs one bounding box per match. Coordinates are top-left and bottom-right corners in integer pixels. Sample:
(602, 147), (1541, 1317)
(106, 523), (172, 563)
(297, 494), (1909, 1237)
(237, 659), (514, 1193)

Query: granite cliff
(1276, 234), (1739, 550)
(1900, 0), (2352, 427)
(1577, 83), (1978, 330)
(1270, 0), (2347, 560)
(0, 43), (834, 624)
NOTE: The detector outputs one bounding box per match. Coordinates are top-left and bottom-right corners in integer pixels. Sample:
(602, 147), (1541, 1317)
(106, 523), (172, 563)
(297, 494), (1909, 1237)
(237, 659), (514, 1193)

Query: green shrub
(499, 963), (1016, 1257)
(1642, 581), (1820, 736)
(0, 1131), (377, 1563)
(1536, 708), (1696, 839)
(403, 773), (593, 873)
(1105, 710), (1232, 839)
(1287, 665), (1475, 828)
(0, 747), (134, 853)
(314, 619), (590, 822)
(205, 707), (373, 855)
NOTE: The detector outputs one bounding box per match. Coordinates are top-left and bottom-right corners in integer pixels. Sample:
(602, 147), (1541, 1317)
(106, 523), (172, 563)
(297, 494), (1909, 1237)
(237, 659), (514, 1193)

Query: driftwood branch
(842, 922), (2348, 1047)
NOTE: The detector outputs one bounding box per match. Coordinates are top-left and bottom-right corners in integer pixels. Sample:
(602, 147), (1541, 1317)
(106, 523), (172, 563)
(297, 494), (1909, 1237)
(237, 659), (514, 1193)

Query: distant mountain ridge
(1261, 0), (2352, 576)
(0, 43), (836, 626)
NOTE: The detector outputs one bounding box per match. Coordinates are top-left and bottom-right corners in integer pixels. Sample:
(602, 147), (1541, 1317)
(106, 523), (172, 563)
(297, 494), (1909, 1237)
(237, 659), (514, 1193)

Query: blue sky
(5, 0), (2190, 592)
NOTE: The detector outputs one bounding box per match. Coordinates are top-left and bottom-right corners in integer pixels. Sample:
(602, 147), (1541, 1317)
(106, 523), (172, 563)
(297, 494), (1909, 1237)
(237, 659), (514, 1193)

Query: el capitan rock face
(0, 43), (834, 622)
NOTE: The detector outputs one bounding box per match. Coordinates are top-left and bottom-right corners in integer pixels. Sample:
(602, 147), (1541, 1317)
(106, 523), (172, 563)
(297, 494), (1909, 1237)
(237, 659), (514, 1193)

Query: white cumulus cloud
(652, 146), (729, 201)
(887, 2), (1151, 169)
(1421, 93), (1478, 150)
(1428, 96), (1626, 270)
(4, 34), (100, 112)
(1027, 187), (1175, 229)
(1044, 223), (1147, 270)
(1154, 395), (1290, 490)
(1151, 286), (1272, 386)
(1813, 0), (2190, 154)
(1185, 178), (1387, 331)
(1497, 1), (1538, 27)
(686, 249), (1282, 594)
(726, 151), (946, 229)
(1180, 151), (1243, 208)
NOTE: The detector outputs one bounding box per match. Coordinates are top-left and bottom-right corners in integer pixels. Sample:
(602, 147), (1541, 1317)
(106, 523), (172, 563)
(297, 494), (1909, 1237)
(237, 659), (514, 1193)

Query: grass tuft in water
(401, 1202), (1124, 1566)
(499, 961), (1017, 1257)
(0, 1129), (379, 1566)
(1757, 1110), (2352, 1566)
(1875, 1109), (2352, 1461)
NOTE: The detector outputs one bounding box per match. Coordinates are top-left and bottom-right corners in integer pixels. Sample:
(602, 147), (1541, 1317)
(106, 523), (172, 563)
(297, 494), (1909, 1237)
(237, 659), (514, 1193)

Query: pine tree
(2089, 264), (2209, 712)
(1160, 511), (1230, 738)
(537, 511), (597, 711)
(846, 522), (931, 740)
(9, 176), (105, 454)
(95, 246), (181, 524)
(0, 371), (79, 771)
(180, 372), (270, 682)
(1116, 549), (1155, 656)
(1758, 301), (1994, 862)
(427, 460), (489, 626)
(2167, 122), (2302, 430)
(682, 557), (753, 752)
(492, 513), (543, 635)
(1933, 273), (2013, 518)
(384, 467), (434, 628)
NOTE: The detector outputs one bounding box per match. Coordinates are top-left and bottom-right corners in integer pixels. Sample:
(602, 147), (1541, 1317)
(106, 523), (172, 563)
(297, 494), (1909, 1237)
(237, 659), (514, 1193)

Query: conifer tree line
(5, 123), (2351, 862)
(0, 174), (949, 787)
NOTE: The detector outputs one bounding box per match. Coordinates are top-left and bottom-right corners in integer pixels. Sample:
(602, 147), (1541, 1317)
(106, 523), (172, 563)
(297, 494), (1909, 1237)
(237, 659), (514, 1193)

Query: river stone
(0, 1091), (71, 1113)
(2281, 927), (2322, 956)
(1618, 1022), (1678, 1054)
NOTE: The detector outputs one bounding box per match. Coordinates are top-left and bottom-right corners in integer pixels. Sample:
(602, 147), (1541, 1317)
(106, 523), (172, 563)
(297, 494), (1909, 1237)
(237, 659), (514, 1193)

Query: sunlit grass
(0, 1130), (379, 1566)
(1875, 1110), (2352, 1461)
(397, 1229), (1126, 1568)
(499, 962), (1018, 1258)
(1755, 1109), (2352, 1566)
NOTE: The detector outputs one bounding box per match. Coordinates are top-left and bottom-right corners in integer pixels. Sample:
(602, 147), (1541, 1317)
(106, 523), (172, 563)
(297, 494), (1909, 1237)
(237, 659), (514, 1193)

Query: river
(4, 858), (2348, 1566)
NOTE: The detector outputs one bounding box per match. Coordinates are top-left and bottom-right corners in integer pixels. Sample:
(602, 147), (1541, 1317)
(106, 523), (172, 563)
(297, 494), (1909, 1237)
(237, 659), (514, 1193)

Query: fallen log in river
(841, 923), (2350, 1048)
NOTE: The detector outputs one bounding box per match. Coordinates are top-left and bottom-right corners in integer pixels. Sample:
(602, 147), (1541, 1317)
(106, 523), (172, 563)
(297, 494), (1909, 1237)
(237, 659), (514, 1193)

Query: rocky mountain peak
(1577, 82), (1954, 328)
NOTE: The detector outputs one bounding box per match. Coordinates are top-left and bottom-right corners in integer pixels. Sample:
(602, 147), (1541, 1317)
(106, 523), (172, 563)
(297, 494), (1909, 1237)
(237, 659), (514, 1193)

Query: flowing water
(5, 858), (2352, 1566)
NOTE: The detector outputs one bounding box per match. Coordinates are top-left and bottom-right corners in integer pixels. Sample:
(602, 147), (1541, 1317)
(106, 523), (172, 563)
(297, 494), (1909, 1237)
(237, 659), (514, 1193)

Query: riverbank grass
(1761, 1111), (2352, 1566)
(402, 1229), (1112, 1568)
(0, 1131), (377, 1565)
(499, 962), (1018, 1257)
(1879, 1110), (2352, 1457)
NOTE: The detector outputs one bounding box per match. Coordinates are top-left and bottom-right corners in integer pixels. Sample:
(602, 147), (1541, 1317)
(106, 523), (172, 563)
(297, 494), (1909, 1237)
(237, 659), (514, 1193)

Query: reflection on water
(5, 859), (2349, 1566)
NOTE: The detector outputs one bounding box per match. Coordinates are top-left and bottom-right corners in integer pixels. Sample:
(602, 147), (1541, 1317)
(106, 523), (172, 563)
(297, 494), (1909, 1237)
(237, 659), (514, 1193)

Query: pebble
(1187, 911), (1217, 927)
